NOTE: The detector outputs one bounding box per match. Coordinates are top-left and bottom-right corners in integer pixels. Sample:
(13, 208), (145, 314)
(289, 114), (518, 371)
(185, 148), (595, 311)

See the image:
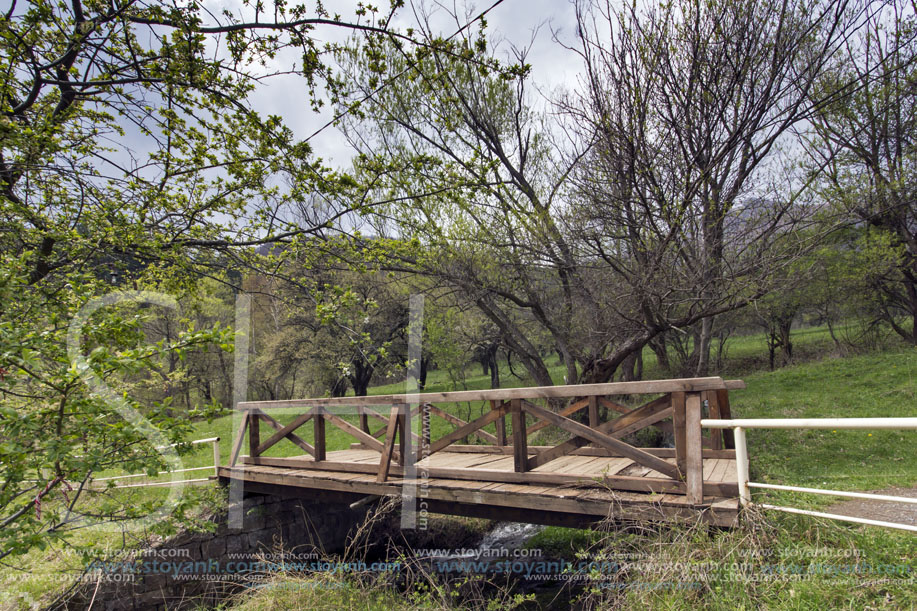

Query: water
(473, 521), (545, 556)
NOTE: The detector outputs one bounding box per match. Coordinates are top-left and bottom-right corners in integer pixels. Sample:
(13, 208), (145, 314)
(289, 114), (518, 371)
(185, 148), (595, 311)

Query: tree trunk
(488, 351), (500, 388)
(648, 334), (670, 372)
(619, 349), (643, 381)
(778, 318), (793, 365)
(694, 316), (713, 377)
(348, 358), (374, 397)
(418, 355), (429, 390)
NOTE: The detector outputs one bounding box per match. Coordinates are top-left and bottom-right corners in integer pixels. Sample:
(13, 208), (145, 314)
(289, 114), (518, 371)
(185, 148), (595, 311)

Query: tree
(337, 0), (861, 386)
(562, 0), (861, 377)
(807, 0), (917, 343)
(337, 18), (629, 387)
(0, 0), (419, 559)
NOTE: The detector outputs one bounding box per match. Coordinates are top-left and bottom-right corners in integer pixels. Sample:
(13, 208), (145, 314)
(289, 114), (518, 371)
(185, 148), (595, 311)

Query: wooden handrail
(237, 377), (744, 410)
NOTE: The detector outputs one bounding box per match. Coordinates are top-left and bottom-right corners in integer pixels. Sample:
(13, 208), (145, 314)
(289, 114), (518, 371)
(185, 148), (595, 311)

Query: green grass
(735, 345), (917, 498)
(227, 575), (416, 611)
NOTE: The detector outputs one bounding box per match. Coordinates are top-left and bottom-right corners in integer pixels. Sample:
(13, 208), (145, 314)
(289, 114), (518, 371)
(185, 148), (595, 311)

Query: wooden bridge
(218, 377), (746, 528)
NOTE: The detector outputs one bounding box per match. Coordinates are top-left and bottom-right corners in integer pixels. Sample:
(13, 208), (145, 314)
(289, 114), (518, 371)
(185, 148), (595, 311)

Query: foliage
(0, 0), (413, 559)
(808, 0), (917, 343)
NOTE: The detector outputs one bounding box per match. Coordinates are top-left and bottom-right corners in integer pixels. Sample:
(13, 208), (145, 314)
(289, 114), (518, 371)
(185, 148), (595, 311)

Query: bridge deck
(223, 377), (747, 528)
(219, 449), (740, 527)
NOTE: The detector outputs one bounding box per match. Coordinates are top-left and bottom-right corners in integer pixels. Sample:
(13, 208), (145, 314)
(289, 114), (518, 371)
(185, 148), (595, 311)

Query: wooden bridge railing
(231, 377), (744, 505)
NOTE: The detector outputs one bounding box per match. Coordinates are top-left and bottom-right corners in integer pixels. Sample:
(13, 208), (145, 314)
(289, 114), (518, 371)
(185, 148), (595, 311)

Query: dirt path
(824, 487), (917, 527)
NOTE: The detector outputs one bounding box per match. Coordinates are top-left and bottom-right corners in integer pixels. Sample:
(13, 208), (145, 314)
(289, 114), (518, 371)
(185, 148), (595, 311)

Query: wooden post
(510, 399), (527, 473)
(249, 412), (260, 458)
(397, 404), (410, 467)
(492, 400), (506, 446)
(685, 392), (704, 504)
(314, 407), (326, 461)
(359, 408), (370, 435)
(716, 389), (735, 449)
(705, 391), (722, 450)
(672, 391), (687, 476)
(588, 396), (599, 429)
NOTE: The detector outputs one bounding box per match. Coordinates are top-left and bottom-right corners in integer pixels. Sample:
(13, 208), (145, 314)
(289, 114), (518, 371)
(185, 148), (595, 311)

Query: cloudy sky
(240, 0), (584, 168)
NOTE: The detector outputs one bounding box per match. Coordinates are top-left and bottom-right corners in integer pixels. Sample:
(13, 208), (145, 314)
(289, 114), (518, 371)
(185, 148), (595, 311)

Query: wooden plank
(703, 458), (719, 480)
(364, 407), (389, 424)
(221, 466), (740, 525)
(710, 458), (730, 483)
(600, 396), (675, 436)
(586, 457), (632, 477)
(511, 399), (528, 473)
(526, 395), (673, 471)
(552, 455), (600, 474)
(685, 392), (704, 504)
(229, 412), (249, 467)
(533, 454), (582, 474)
(608, 395), (671, 431)
(226, 462), (739, 509)
(238, 377), (733, 410)
(323, 411), (388, 454)
(428, 404), (498, 445)
(255, 410), (315, 457)
(255, 411), (315, 456)
(365, 443), (735, 459)
(314, 408), (326, 461)
(609, 406), (673, 440)
(673, 391), (686, 476)
(420, 452), (484, 469)
(428, 405), (508, 456)
(588, 396), (599, 428)
(599, 397), (630, 415)
(526, 398), (590, 435)
(465, 454), (514, 469)
(397, 408), (409, 467)
(599, 397), (675, 434)
(722, 459), (737, 483)
(329, 449), (379, 462)
(521, 401), (680, 480)
(377, 406), (401, 482)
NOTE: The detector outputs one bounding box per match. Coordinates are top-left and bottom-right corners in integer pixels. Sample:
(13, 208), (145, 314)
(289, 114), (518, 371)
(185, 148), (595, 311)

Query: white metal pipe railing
(701, 418), (917, 533)
(90, 437), (221, 489)
(758, 504), (917, 533)
(703, 418), (917, 430)
(749, 482), (917, 504)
